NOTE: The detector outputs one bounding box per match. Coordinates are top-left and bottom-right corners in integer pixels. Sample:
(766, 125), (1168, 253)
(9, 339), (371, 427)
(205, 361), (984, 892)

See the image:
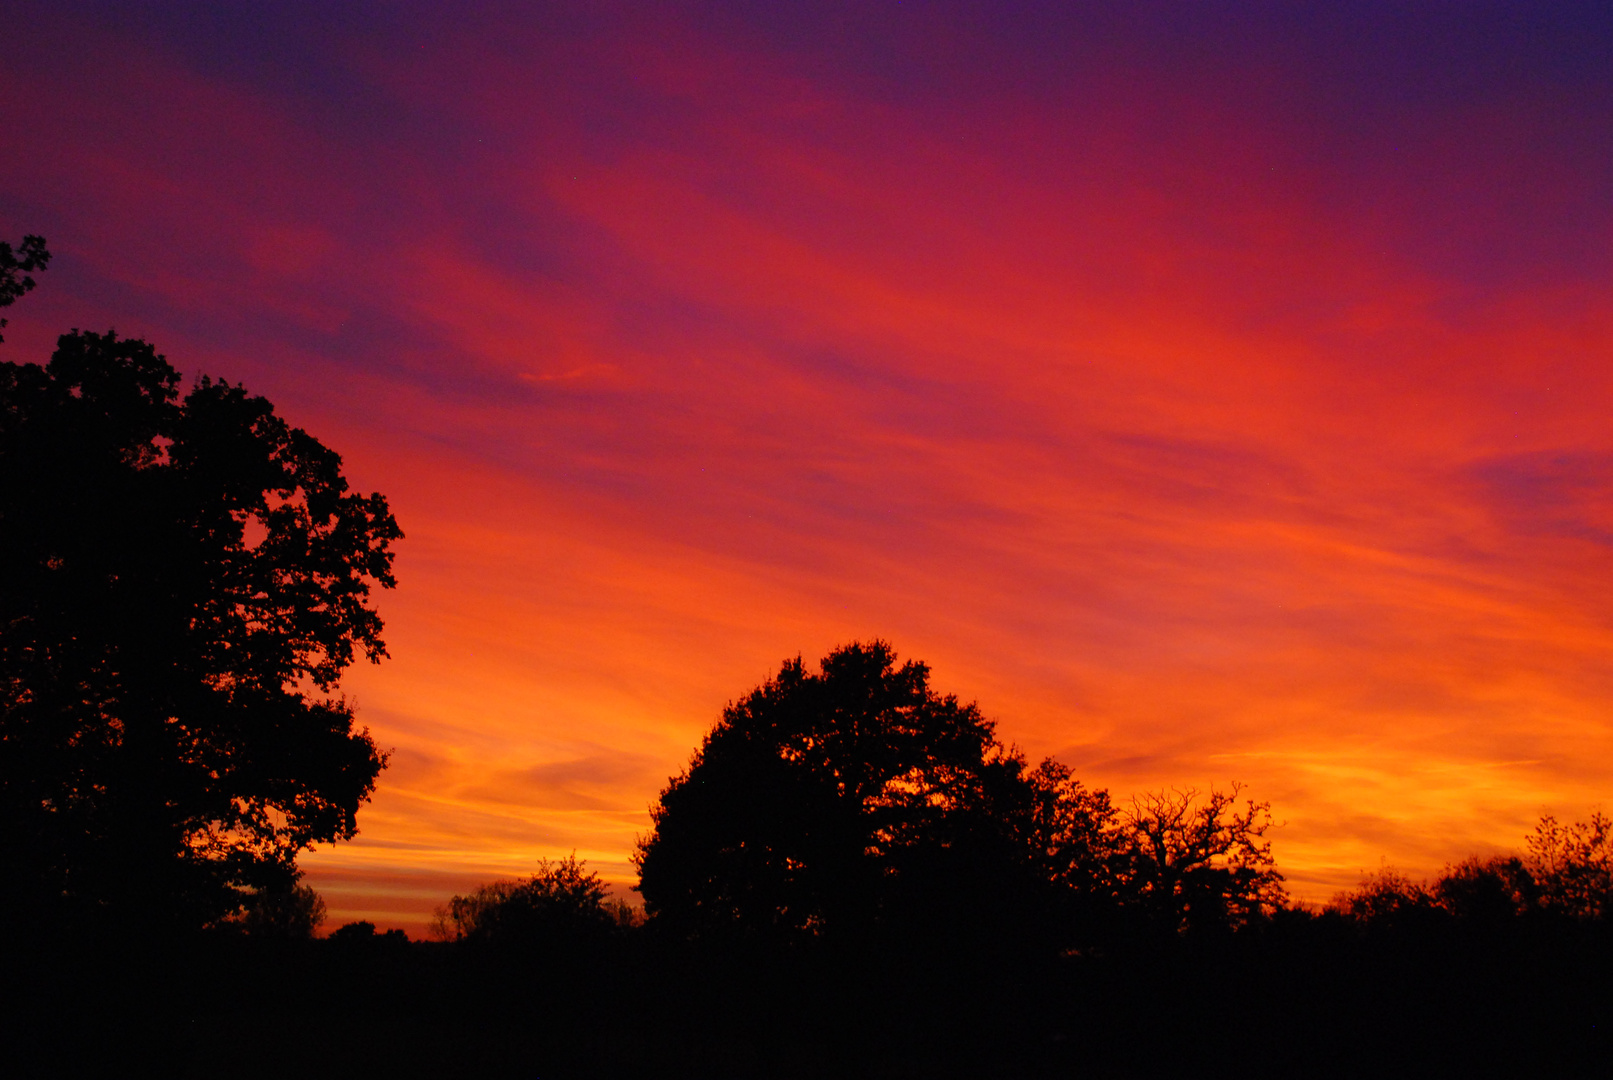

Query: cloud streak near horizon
(4, 2), (1613, 931)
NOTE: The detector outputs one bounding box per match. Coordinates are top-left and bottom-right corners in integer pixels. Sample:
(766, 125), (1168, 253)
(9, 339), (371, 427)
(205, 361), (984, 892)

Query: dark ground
(4, 918), (1610, 1079)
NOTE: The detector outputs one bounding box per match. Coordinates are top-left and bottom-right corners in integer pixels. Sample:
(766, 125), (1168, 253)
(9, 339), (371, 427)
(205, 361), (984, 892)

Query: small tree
(433, 880), (520, 942)
(1432, 856), (1537, 924)
(1020, 760), (1122, 894)
(1329, 866), (1435, 928)
(432, 856), (616, 945)
(238, 882), (327, 939)
(1330, 814), (1613, 931)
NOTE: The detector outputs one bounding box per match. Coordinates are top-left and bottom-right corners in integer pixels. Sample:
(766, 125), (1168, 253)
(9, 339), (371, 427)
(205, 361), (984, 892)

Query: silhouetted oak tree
(0, 330), (400, 928)
(634, 641), (1055, 939)
(1115, 785), (1284, 934)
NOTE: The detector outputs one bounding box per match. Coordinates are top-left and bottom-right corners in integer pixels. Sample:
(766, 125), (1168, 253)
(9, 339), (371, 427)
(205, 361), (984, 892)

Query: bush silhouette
(433, 855), (617, 946)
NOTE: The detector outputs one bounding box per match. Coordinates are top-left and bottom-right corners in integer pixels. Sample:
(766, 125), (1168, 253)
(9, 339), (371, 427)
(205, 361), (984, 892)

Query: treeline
(429, 643), (1613, 957)
(434, 812), (1613, 951)
(1335, 814), (1613, 928)
(284, 645), (1605, 1078)
(631, 642), (1285, 951)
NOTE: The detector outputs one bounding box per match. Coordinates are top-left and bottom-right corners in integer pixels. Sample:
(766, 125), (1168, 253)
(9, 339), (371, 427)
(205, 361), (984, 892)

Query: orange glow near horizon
(5, 6), (1613, 934)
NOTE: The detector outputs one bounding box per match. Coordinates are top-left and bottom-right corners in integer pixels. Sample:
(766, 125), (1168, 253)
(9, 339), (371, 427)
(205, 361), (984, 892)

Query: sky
(3, 1), (1612, 934)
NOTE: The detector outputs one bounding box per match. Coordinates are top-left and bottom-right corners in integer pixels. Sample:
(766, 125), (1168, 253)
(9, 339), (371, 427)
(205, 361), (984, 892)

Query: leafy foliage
(0, 234), (50, 343)
(330, 919), (410, 945)
(1331, 865), (1436, 926)
(1526, 812), (1613, 919)
(634, 641), (1043, 938)
(635, 641), (1285, 945)
(237, 882), (327, 939)
(0, 330), (400, 928)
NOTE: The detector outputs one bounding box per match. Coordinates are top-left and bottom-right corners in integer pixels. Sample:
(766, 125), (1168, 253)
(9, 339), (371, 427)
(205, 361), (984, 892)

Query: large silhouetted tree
(634, 641), (1067, 940)
(0, 329), (400, 929)
(635, 641), (1295, 949)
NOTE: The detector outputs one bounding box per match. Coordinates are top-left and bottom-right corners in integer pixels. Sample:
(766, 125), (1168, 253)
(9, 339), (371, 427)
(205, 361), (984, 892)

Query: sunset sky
(4, 2), (1612, 934)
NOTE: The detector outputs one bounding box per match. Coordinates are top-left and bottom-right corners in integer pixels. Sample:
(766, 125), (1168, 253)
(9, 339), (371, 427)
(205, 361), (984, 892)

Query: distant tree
(432, 855), (616, 945)
(634, 641), (1077, 941)
(1330, 866), (1435, 929)
(1114, 785), (1286, 933)
(0, 330), (400, 929)
(330, 919), (409, 945)
(1020, 760), (1122, 888)
(238, 882), (327, 939)
(634, 641), (1292, 948)
(605, 897), (645, 929)
(0, 235), (50, 343)
(1338, 860), (1533, 930)
(332, 919), (381, 940)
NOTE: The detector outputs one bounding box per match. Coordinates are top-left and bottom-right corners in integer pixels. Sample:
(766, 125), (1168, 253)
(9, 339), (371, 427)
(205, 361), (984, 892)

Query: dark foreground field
(5, 918), (1611, 1079)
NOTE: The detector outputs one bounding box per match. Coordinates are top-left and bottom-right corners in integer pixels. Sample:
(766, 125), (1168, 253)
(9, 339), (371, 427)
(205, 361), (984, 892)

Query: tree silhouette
(1114, 785), (1285, 933)
(0, 330), (400, 929)
(634, 641), (1063, 940)
(238, 882), (327, 939)
(1330, 865), (1435, 928)
(0, 235), (50, 343)
(1016, 758), (1128, 939)
(1330, 812), (1613, 933)
(1429, 855), (1537, 927)
(432, 855), (617, 946)
(1526, 811), (1613, 920)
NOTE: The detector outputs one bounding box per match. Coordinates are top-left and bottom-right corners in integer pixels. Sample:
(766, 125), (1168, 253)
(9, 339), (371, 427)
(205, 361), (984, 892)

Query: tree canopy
(1116, 785), (1283, 934)
(0, 234), (50, 343)
(0, 328), (401, 928)
(635, 641), (1285, 945)
(432, 855), (625, 946)
(635, 641), (1039, 937)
